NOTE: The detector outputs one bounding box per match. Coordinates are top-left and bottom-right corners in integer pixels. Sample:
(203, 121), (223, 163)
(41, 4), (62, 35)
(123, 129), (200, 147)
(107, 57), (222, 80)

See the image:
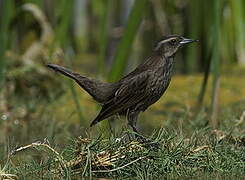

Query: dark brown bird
(47, 35), (197, 133)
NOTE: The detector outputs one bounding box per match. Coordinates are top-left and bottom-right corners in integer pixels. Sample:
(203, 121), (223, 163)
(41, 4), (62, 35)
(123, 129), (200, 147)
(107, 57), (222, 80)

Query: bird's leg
(127, 111), (146, 142)
(128, 111), (139, 133)
(128, 111), (160, 149)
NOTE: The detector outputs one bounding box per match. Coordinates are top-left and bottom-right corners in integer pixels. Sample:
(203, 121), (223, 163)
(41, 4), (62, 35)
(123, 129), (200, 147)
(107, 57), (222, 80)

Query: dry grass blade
(0, 171), (18, 180)
(61, 140), (145, 172)
(192, 145), (210, 153)
(0, 164), (18, 180)
(10, 140), (67, 175)
(92, 156), (147, 173)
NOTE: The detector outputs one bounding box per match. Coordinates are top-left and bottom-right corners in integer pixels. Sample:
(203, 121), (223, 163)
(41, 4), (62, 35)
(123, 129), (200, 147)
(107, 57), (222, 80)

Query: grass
(1, 127), (244, 179)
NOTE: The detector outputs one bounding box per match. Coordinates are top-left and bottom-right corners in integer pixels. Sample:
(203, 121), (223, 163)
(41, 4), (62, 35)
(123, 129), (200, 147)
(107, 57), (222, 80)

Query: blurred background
(0, 0), (244, 148)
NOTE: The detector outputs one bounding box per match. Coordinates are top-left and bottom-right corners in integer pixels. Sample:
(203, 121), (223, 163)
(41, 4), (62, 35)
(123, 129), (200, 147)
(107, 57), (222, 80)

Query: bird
(47, 35), (198, 134)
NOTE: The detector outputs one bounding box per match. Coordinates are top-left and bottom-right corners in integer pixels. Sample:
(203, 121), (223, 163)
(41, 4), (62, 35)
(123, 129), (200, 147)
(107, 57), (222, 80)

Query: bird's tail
(46, 64), (116, 103)
(47, 64), (78, 81)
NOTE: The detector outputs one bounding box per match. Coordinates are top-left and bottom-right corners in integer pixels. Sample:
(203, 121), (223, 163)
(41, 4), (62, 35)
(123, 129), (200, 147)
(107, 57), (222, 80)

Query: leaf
(108, 0), (148, 82)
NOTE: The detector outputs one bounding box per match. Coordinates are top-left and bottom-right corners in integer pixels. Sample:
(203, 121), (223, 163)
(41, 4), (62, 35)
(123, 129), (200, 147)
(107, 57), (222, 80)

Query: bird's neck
(138, 53), (174, 74)
(149, 54), (174, 71)
(158, 56), (174, 76)
(164, 56), (174, 69)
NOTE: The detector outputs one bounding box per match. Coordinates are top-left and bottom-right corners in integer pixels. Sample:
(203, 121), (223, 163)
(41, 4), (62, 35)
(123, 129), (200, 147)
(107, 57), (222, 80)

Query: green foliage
(229, 0), (245, 64)
(97, 0), (112, 76)
(210, 0), (221, 128)
(55, 0), (74, 48)
(108, 0), (148, 82)
(186, 0), (202, 73)
(0, 0), (14, 89)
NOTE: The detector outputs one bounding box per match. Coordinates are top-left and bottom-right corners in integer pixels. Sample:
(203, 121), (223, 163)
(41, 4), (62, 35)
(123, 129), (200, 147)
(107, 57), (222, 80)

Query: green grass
(1, 128), (244, 179)
(0, 102), (244, 179)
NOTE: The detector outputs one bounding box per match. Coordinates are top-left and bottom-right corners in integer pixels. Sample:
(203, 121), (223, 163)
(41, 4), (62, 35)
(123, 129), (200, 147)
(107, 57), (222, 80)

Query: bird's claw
(136, 135), (161, 150)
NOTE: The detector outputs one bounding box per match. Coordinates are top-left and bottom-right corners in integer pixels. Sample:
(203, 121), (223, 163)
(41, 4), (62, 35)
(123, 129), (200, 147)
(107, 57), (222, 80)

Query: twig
(92, 156), (147, 173)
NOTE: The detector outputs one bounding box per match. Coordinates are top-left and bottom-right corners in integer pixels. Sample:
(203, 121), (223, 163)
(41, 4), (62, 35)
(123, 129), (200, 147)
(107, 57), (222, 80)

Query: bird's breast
(138, 67), (172, 111)
(150, 71), (171, 95)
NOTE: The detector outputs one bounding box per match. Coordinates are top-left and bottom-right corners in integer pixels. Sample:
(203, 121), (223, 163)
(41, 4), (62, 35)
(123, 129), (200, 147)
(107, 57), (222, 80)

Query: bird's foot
(122, 131), (160, 150)
(135, 135), (160, 150)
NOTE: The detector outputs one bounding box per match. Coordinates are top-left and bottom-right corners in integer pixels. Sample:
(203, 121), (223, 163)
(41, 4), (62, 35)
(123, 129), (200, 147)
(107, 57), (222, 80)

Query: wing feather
(90, 71), (152, 126)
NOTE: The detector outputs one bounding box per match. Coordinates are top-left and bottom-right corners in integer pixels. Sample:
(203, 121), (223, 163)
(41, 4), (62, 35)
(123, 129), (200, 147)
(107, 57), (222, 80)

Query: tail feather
(46, 64), (118, 103)
(90, 118), (99, 127)
(46, 64), (78, 80)
(90, 112), (108, 127)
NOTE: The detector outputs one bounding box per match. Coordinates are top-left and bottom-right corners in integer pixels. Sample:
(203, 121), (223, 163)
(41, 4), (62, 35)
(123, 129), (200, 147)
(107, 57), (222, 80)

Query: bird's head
(154, 35), (198, 57)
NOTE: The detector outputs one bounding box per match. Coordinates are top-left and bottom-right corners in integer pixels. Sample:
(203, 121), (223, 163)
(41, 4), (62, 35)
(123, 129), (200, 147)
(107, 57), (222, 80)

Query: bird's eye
(170, 39), (177, 45)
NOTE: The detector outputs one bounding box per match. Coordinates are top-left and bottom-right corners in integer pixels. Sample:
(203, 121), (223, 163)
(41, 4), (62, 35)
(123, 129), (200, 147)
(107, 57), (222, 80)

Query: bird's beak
(180, 38), (199, 45)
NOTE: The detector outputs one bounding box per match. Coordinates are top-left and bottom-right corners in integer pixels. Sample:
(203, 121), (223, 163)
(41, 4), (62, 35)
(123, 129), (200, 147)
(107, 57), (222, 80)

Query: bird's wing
(90, 71), (153, 126)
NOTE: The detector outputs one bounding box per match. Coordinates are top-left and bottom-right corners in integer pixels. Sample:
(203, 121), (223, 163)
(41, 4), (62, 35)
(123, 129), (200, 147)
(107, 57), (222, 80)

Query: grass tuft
(3, 128), (244, 179)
